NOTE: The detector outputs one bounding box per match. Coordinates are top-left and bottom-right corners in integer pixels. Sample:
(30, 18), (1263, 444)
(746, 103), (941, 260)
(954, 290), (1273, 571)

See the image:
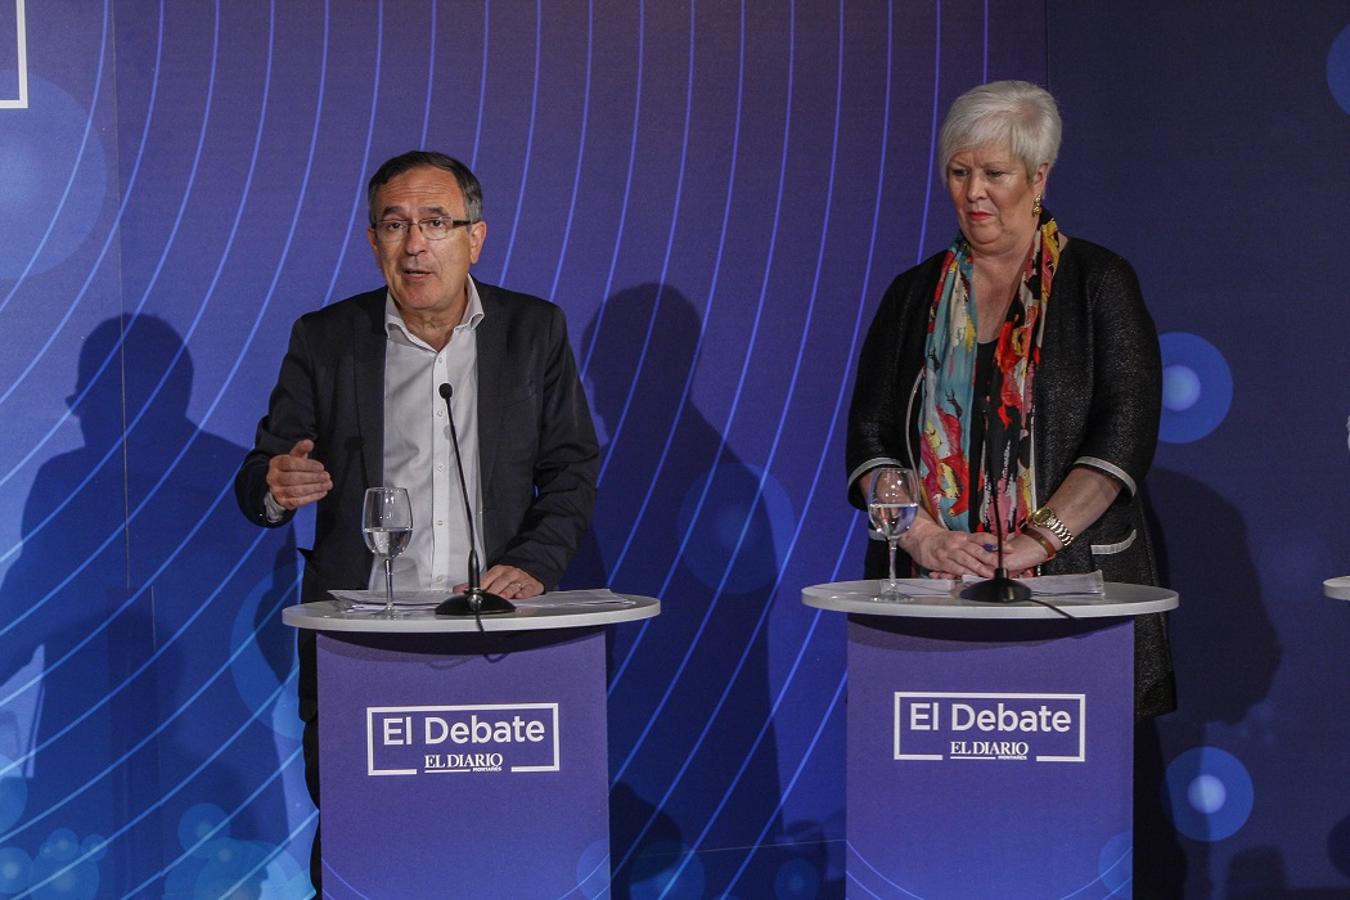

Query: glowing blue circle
(629, 842), (706, 900)
(192, 838), (270, 898)
(675, 463), (794, 594)
(254, 848), (309, 896)
(1096, 832), (1131, 893)
(773, 857), (820, 897)
(1162, 365), (1201, 412)
(162, 853), (203, 898)
(263, 856), (313, 898)
(0, 847), (32, 893)
(0, 72), (109, 279)
(77, 835), (106, 864)
(1187, 773), (1227, 814)
(178, 802), (229, 856)
(0, 755), (27, 831)
(38, 828), (78, 862)
(1328, 25), (1350, 114)
(576, 838), (610, 899)
(1164, 746), (1254, 841)
(1158, 333), (1232, 444)
(30, 828), (99, 900)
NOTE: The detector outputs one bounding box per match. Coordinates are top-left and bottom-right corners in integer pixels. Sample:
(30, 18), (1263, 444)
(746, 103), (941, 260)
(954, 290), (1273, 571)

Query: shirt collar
(383, 276), (485, 345)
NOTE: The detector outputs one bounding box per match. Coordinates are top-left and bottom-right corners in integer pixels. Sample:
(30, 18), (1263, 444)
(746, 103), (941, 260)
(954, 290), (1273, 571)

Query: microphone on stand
(960, 386), (1031, 605)
(434, 382), (515, 616)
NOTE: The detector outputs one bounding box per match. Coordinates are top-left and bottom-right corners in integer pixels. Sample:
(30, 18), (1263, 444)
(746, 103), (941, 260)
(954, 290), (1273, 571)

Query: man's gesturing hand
(266, 439), (332, 510)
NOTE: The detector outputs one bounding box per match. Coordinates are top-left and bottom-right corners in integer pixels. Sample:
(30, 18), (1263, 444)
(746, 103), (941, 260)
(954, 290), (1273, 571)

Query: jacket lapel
(353, 290), (387, 487)
(475, 283), (505, 494)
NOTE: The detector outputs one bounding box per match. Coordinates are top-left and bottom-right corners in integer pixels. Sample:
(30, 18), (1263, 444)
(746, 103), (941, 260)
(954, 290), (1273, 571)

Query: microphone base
(959, 575), (1033, 604)
(434, 589), (516, 617)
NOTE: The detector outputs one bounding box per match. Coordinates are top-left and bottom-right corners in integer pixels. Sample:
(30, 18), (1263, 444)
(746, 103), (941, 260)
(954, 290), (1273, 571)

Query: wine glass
(868, 467), (920, 601)
(363, 487), (412, 617)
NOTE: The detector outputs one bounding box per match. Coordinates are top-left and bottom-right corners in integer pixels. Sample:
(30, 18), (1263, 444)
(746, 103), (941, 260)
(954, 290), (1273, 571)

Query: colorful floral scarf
(918, 215), (1062, 537)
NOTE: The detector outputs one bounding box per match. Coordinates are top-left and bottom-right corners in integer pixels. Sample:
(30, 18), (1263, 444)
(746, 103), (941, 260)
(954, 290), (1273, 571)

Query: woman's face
(946, 144), (1048, 260)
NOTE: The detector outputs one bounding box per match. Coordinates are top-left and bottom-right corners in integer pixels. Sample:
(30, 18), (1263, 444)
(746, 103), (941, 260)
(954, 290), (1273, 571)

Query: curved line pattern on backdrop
(547, 0), (594, 302)
(0, 1), (1045, 894)
(676, 0), (848, 875)
(416, 3), (437, 148)
(495, 0), (541, 283)
(578, 1), (645, 426)
(597, 0), (704, 703)
(0, 5), (108, 315)
(0, 0), (227, 652)
(0, 4), (166, 505)
(609, 0), (796, 811)
(721, 0), (901, 891)
(322, 1), (384, 310)
(4, 0), (282, 765)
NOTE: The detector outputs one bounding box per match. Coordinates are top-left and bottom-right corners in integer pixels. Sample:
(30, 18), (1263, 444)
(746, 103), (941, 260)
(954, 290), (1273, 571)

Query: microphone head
(438, 382), (452, 400)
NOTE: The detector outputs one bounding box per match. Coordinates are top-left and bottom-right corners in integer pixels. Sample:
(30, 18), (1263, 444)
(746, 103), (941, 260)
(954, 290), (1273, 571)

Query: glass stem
(887, 539), (898, 584)
(383, 557), (394, 616)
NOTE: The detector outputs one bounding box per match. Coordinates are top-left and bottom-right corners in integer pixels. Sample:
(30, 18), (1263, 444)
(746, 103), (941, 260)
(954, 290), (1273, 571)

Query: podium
(803, 580), (1176, 898)
(283, 589), (659, 898)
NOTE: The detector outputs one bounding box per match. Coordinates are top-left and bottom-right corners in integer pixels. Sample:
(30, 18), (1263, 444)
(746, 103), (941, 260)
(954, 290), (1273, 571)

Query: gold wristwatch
(1029, 506), (1075, 548)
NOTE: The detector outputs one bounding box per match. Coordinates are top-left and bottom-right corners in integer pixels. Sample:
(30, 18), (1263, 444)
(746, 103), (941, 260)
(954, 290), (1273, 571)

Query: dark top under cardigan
(846, 237), (1177, 719)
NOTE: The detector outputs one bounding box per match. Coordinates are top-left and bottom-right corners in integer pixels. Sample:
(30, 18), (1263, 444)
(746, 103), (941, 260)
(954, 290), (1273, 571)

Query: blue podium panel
(846, 616), (1134, 898)
(317, 628), (610, 898)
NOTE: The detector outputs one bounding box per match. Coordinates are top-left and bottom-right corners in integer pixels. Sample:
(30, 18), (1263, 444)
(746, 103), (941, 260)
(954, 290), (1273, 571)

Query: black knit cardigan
(846, 237), (1177, 719)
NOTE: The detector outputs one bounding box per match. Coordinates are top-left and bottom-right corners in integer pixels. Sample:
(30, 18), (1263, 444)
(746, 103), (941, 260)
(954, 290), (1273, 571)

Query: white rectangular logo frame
(893, 691), (1086, 763)
(1, 0), (28, 109)
(365, 702), (561, 776)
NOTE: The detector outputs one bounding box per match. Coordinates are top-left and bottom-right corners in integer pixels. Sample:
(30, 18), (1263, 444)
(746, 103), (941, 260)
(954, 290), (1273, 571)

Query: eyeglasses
(371, 216), (475, 243)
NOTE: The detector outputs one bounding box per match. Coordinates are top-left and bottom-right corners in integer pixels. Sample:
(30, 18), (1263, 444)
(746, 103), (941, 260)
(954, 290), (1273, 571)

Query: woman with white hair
(846, 80), (1175, 721)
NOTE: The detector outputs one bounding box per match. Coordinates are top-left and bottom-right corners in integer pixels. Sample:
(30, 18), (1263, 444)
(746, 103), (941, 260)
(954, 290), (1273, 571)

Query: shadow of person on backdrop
(565, 285), (835, 896)
(0, 315), (301, 897)
(1223, 844), (1350, 899)
(1146, 467), (1281, 899)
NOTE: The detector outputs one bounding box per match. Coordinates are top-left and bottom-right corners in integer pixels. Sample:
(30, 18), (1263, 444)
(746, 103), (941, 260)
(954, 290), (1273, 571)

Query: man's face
(367, 166), (487, 322)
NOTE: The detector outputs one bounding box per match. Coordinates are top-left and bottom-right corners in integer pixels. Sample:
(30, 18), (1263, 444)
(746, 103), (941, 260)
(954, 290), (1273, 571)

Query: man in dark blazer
(234, 151), (598, 888)
(234, 281), (597, 607)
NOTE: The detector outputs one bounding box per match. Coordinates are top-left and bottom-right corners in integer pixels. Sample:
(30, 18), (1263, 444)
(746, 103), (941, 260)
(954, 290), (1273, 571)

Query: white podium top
(1325, 577), (1350, 600)
(802, 580), (1177, 619)
(282, 588), (660, 633)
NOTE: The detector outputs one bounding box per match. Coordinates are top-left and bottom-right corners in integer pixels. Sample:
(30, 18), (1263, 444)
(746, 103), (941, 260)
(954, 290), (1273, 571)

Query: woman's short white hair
(938, 80), (1061, 177)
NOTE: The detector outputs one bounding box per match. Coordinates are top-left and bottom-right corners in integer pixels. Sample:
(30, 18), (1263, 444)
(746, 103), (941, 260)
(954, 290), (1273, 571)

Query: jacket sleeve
(846, 274), (916, 509)
(492, 307), (599, 589)
(1073, 254), (1162, 496)
(235, 318), (320, 528)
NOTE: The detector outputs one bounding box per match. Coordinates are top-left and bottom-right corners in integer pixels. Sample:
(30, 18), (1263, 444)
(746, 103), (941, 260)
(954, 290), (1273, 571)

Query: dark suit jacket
(235, 283), (599, 717)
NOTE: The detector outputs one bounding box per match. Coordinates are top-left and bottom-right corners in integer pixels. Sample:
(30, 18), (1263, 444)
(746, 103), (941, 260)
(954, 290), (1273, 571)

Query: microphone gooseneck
(434, 382), (515, 617)
(959, 377), (1031, 605)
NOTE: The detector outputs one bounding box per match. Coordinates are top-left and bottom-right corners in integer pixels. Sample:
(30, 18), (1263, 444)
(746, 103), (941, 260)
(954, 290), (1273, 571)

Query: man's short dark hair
(366, 151), (483, 225)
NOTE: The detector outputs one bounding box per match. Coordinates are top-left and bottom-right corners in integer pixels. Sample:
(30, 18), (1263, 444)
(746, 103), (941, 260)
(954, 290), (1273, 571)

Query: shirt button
(435, 520), (444, 527)
(436, 463), (446, 472)
(435, 408), (444, 417)
(435, 575), (445, 582)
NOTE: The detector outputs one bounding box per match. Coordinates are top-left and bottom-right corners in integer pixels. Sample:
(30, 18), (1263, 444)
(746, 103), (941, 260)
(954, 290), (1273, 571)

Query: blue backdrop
(0, 1), (1345, 897)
